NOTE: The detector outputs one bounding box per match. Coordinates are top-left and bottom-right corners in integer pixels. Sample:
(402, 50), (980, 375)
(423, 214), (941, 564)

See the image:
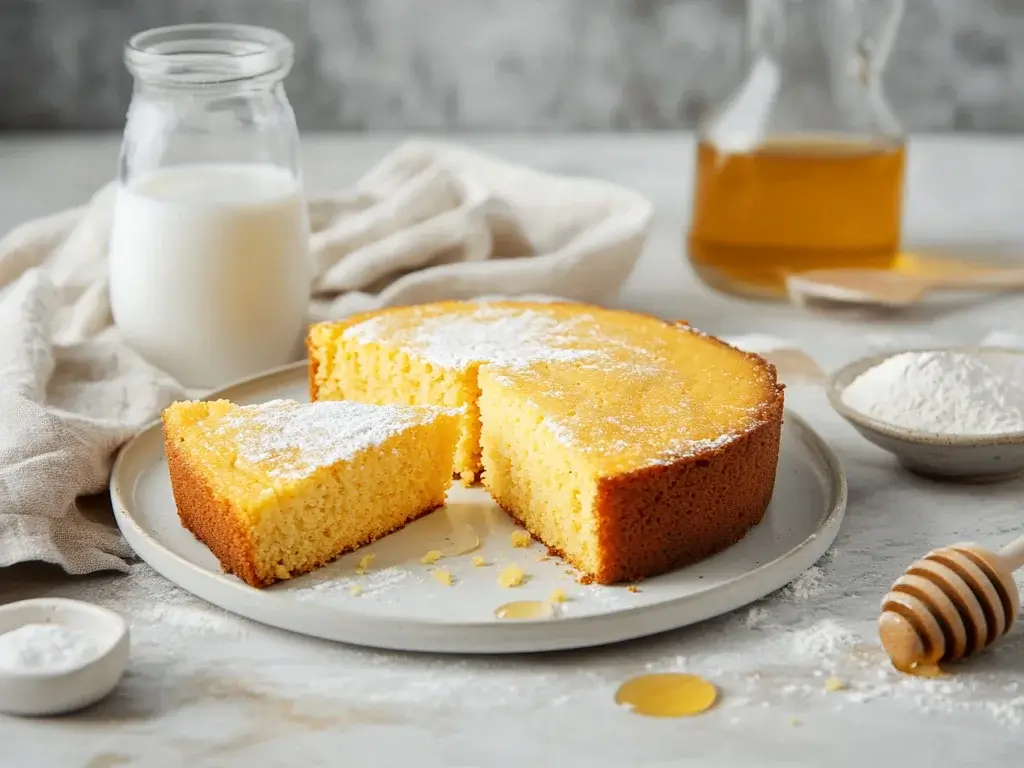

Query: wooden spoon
(878, 536), (1024, 672)
(786, 265), (1024, 308)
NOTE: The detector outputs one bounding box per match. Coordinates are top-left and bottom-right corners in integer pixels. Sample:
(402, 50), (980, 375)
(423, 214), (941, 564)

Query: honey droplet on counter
(441, 524), (480, 557)
(495, 600), (556, 620)
(615, 673), (718, 718)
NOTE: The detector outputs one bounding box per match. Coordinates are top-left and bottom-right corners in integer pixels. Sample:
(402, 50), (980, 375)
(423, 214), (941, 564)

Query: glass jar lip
(125, 23), (294, 86)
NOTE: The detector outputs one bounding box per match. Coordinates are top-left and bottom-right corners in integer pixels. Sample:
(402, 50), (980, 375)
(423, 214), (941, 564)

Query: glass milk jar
(109, 24), (311, 389)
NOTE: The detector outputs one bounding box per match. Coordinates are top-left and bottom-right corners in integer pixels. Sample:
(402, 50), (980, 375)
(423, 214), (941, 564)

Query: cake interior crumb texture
(162, 398), (461, 588)
(308, 301), (785, 585)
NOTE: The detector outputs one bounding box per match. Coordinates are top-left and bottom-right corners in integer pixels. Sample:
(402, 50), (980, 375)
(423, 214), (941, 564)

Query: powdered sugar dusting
(540, 408), (742, 465)
(790, 619), (862, 659)
(216, 399), (459, 480)
(743, 606), (771, 628)
(714, 605), (1024, 728)
(781, 564), (827, 601)
(540, 415), (576, 447)
(292, 566), (413, 601)
(342, 304), (773, 470)
(344, 306), (605, 370)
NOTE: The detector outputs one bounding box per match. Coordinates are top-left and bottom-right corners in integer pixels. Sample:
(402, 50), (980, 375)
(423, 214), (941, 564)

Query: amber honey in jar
(687, 0), (907, 299)
(688, 134), (906, 297)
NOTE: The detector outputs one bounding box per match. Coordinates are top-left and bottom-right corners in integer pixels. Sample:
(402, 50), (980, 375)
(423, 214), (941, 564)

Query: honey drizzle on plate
(494, 601), (556, 620)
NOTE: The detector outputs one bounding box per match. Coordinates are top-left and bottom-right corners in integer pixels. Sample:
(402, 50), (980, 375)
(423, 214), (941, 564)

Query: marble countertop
(2, 133), (1024, 767)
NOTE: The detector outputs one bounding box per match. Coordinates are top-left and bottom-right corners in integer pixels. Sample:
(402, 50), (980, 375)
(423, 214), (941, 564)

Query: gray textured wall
(1, 0), (1023, 132)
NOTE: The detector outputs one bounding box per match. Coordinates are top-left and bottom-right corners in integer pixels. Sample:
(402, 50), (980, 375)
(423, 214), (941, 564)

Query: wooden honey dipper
(879, 537), (1024, 672)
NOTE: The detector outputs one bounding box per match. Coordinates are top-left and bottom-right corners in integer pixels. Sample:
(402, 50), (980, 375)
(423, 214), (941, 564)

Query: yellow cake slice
(307, 301), (784, 584)
(162, 398), (461, 588)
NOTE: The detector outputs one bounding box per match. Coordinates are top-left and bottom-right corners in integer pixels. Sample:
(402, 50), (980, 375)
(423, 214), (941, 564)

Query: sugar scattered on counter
(743, 606), (771, 628)
(780, 564), (827, 601)
(292, 566), (413, 602)
(790, 619), (863, 659)
(0, 623), (101, 673)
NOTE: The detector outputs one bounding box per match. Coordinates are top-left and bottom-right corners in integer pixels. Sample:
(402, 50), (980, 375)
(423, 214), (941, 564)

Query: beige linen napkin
(0, 139), (653, 575)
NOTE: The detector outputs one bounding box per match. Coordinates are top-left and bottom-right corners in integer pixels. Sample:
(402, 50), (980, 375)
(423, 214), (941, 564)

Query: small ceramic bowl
(827, 347), (1024, 483)
(0, 598), (130, 717)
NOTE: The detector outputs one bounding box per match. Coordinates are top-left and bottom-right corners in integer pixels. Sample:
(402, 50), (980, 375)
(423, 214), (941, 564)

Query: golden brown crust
(590, 387), (785, 585)
(163, 424), (268, 588)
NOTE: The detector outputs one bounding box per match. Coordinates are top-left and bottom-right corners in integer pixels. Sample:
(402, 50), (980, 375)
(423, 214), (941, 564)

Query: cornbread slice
(307, 301), (785, 584)
(162, 398), (460, 588)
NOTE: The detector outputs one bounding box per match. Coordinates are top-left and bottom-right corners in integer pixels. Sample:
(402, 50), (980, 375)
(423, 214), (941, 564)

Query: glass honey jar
(687, 0), (907, 300)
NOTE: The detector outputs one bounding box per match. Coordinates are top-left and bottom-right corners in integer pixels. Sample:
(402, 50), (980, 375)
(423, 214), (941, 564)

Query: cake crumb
(471, 556), (487, 567)
(578, 574), (595, 585)
(824, 676), (847, 692)
(564, 569), (575, 576)
(498, 564), (527, 588)
(536, 555), (550, 562)
(433, 569), (454, 586)
(627, 585), (640, 593)
(349, 585), (363, 596)
(549, 589), (568, 603)
(355, 553), (375, 575)
(789, 717), (801, 727)
(420, 550), (444, 565)
(511, 530), (532, 548)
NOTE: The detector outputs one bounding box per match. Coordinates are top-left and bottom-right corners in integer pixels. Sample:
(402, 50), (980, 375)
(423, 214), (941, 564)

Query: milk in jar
(109, 163), (311, 388)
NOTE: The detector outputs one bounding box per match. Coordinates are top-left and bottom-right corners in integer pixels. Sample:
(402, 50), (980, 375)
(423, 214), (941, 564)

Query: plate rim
(110, 362), (848, 654)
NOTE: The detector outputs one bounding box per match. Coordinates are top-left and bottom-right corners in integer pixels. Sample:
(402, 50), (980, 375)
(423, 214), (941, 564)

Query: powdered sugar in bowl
(827, 347), (1024, 482)
(0, 598), (130, 716)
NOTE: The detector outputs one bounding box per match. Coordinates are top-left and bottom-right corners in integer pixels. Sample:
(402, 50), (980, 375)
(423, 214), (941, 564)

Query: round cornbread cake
(307, 301), (785, 585)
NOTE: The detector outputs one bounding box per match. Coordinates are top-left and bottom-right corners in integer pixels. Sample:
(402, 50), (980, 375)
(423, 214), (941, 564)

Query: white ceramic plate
(111, 363), (847, 654)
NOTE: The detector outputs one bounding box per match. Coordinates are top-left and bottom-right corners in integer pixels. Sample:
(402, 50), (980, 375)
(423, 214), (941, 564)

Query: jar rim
(125, 23), (294, 86)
